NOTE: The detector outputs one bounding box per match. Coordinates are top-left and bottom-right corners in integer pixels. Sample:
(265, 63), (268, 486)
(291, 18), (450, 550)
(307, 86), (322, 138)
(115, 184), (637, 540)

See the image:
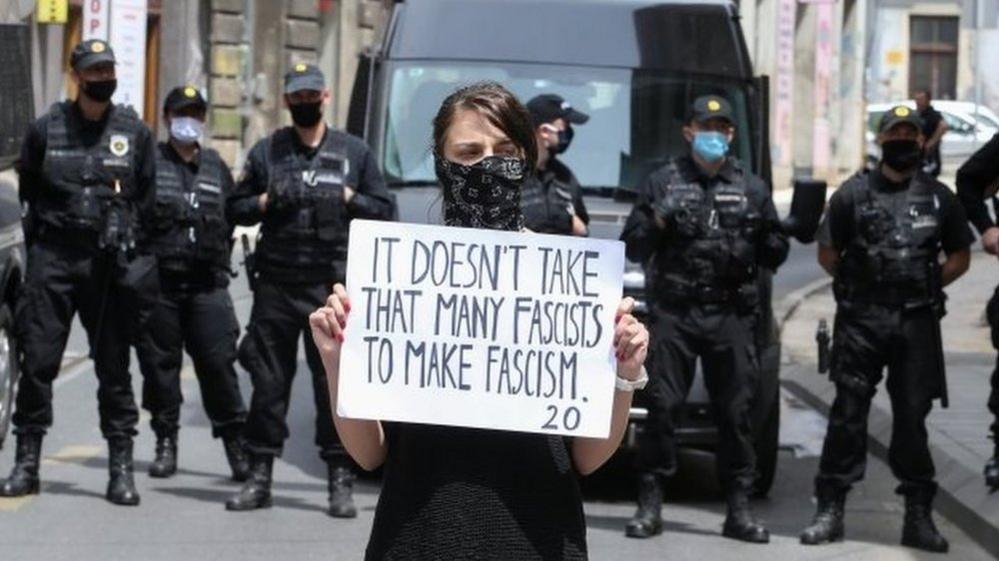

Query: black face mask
(81, 79), (117, 103)
(289, 102), (324, 127)
(434, 154), (527, 231)
(881, 139), (923, 173)
(554, 126), (574, 155)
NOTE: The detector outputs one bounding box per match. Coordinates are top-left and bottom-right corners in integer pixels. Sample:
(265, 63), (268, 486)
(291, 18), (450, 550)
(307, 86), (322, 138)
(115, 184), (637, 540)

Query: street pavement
(1, 229), (997, 560)
(781, 248), (999, 559)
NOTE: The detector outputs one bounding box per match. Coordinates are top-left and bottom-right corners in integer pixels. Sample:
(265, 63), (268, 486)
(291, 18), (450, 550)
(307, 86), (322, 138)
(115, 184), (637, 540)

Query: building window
(909, 16), (959, 99)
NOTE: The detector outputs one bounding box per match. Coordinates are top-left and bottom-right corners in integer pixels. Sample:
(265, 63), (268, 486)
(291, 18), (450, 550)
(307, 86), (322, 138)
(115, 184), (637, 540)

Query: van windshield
(381, 61), (754, 194)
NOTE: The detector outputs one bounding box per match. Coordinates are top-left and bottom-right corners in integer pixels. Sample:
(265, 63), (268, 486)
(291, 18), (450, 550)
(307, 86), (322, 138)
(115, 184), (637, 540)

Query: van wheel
(752, 393), (780, 498)
(0, 305), (18, 449)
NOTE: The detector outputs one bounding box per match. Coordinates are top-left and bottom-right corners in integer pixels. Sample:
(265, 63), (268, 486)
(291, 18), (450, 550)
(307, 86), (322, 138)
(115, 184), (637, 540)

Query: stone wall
(208, 0), (248, 166)
(203, 0), (391, 169)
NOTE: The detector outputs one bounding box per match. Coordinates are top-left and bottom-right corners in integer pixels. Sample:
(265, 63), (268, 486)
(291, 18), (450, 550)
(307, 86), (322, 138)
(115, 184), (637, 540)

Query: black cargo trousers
(12, 239), (139, 438)
(237, 278), (345, 462)
(134, 276), (246, 440)
(638, 301), (761, 494)
(985, 287), (999, 447)
(815, 301), (941, 499)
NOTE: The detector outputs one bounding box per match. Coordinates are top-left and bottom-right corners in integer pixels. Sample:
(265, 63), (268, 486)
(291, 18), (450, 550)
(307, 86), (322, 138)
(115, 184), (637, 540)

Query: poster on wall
(82, 0), (147, 118)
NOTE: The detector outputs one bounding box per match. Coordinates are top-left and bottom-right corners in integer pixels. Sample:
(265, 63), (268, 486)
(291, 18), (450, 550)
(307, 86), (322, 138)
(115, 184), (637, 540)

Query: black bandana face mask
(435, 154), (527, 231)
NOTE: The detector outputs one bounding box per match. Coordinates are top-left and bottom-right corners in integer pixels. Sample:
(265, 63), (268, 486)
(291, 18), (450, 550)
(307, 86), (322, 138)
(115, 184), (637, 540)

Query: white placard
(82, 0), (110, 41)
(108, 0), (147, 117)
(338, 220), (625, 438)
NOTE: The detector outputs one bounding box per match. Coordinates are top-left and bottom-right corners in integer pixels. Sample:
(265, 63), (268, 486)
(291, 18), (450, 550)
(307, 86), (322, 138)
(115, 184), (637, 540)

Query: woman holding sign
(310, 82), (650, 560)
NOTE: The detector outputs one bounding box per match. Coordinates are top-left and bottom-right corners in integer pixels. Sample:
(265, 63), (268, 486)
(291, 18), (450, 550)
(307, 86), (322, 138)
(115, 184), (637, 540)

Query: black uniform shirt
(17, 102), (157, 240)
(546, 157), (589, 225)
(227, 125), (392, 226)
(621, 155), (789, 271)
(956, 134), (999, 235)
(521, 169), (577, 235)
(920, 105), (945, 169)
(817, 168), (974, 255)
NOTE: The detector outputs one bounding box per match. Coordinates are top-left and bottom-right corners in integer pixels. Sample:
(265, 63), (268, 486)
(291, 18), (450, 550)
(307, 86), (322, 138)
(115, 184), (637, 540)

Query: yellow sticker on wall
(36, 0), (69, 24)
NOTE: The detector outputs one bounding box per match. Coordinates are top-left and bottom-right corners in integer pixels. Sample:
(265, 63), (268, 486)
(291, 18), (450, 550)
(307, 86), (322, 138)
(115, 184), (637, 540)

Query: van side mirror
(346, 50), (377, 138)
(781, 178), (827, 244)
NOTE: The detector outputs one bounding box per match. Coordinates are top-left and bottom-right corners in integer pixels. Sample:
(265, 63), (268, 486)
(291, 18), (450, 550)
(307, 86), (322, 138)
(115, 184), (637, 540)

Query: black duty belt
(36, 225), (101, 250)
(657, 281), (748, 307)
(835, 282), (934, 307)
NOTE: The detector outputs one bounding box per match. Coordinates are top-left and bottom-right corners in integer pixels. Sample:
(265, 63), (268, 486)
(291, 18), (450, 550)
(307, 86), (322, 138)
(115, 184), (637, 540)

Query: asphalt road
(1, 240), (993, 560)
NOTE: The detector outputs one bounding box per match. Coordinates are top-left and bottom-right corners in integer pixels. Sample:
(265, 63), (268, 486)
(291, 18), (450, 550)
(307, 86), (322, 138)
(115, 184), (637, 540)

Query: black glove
(654, 196), (703, 238)
(266, 177), (297, 214)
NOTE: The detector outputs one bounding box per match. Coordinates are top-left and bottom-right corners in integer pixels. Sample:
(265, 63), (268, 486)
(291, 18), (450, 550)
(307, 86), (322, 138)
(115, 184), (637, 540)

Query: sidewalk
(779, 249), (999, 557)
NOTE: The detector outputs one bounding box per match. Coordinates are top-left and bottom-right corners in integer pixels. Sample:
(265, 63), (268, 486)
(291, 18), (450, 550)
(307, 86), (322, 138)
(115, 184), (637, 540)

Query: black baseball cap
(688, 95), (735, 125)
(526, 94), (590, 127)
(70, 39), (116, 71)
(879, 105), (924, 133)
(284, 63), (325, 94)
(163, 85), (207, 114)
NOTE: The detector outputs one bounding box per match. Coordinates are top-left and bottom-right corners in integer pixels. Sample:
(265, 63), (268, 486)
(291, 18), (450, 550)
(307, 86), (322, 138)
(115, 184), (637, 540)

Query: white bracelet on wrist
(615, 366), (649, 392)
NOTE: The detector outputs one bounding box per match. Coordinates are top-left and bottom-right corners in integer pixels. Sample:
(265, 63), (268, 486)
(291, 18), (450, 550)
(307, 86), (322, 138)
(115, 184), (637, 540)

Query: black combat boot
(327, 462), (358, 518)
(800, 487), (846, 545)
(901, 492), (949, 553)
(625, 473), (664, 538)
(223, 436), (251, 482)
(225, 454), (273, 511)
(985, 443), (998, 491)
(148, 435), (178, 478)
(722, 489), (770, 543)
(106, 437), (141, 506)
(0, 433), (42, 496)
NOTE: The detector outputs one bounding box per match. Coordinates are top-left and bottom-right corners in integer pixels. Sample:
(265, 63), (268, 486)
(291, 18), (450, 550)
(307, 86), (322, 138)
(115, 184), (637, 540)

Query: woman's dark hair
(432, 81), (538, 171)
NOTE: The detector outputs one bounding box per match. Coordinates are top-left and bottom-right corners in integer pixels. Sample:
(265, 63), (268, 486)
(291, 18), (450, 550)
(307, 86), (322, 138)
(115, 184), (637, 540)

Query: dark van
(0, 23), (30, 448)
(348, 0), (822, 495)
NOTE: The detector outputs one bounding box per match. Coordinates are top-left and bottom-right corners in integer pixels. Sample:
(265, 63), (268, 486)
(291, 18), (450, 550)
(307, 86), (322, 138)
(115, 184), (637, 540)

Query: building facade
(4, 0), (394, 167)
(743, 0), (997, 186)
(866, 0), (998, 107)
(5, 0), (996, 180)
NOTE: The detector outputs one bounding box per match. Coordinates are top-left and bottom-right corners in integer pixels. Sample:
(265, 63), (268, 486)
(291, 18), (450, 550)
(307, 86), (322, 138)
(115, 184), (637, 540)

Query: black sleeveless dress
(364, 423), (588, 560)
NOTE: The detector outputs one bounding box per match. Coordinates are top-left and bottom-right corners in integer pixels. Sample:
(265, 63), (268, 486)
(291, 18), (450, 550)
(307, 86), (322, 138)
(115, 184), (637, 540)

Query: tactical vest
(257, 128), (350, 273)
(521, 174), (574, 235)
(650, 160), (762, 304)
(150, 145), (230, 271)
(39, 102), (144, 234)
(835, 172), (944, 304)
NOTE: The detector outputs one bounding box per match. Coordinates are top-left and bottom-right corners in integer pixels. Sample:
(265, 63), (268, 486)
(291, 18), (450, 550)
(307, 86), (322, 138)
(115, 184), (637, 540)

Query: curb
(778, 288), (999, 558)
(775, 276), (833, 333)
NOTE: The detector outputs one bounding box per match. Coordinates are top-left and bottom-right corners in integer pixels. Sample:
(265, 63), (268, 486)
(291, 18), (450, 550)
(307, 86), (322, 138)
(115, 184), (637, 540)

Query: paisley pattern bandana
(435, 154), (527, 231)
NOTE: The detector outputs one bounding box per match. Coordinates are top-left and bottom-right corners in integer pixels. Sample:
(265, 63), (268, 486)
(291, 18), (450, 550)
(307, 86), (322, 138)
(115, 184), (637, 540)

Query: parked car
(866, 101), (999, 170)
(347, 0), (824, 496)
(0, 22), (30, 449)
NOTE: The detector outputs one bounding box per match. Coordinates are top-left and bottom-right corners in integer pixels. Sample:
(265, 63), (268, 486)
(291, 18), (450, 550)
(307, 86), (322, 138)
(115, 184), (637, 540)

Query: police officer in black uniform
(225, 64), (393, 516)
(135, 85), (249, 481)
(521, 94), (590, 235)
(0, 40), (156, 505)
(800, 106), (973, 552)
(621, 96), (789, 543)
(955, 133), (999, 491)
